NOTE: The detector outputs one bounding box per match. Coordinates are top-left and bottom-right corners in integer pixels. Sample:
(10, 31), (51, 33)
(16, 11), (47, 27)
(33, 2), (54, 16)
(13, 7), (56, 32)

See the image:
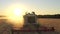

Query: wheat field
(37, 18), (60, 32)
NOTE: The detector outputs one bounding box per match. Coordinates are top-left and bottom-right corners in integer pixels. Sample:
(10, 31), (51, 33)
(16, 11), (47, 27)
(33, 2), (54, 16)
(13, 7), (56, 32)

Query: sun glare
(14, 8), (22, 16)
(7, 8), (24, 26)
(5, 4), (28, 28)
(7, 8), (24, 28)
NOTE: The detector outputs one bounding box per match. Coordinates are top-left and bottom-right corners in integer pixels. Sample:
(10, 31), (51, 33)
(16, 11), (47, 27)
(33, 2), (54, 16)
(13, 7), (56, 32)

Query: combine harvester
(12, 12), (55, 34)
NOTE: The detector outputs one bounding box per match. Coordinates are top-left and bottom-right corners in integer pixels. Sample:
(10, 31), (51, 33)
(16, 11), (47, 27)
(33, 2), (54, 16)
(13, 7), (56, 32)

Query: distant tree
(37, 14), (60, 18)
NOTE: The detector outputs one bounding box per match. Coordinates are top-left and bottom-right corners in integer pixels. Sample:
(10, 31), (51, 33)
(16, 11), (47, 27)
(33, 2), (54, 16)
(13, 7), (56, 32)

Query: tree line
(37, 14), (60, 18)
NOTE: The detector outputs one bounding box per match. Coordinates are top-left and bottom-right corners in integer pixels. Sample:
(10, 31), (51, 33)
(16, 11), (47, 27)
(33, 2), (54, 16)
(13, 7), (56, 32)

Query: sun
(7, 8), (24, 24)
(7, 8), (24, 28)
(5, 4), (27, 28)
(14, 8), (22, 16)
(6, 8), (24, 28)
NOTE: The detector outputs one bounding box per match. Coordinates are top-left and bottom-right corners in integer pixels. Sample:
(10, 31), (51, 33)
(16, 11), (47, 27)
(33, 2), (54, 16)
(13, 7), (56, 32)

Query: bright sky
(0, 0), (60, 15)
